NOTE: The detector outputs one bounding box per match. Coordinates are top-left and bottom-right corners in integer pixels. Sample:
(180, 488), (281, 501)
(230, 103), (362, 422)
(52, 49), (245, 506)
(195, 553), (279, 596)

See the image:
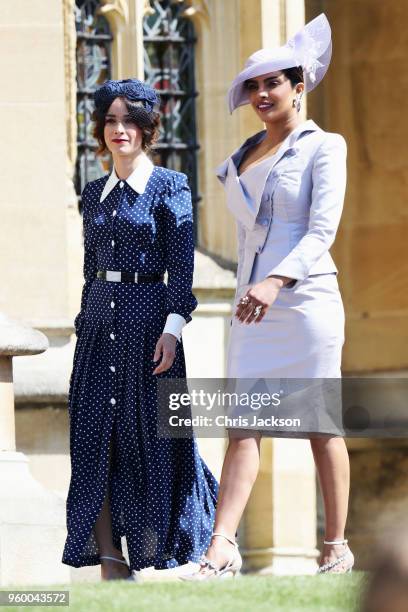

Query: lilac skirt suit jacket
(216, 119), (347, 383)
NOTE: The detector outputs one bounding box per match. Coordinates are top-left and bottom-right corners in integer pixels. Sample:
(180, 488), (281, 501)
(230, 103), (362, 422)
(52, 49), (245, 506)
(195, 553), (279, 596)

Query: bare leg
(94, 437), (130, 580)
(310, 436), (351, 569)
(202, 432), (261, 568)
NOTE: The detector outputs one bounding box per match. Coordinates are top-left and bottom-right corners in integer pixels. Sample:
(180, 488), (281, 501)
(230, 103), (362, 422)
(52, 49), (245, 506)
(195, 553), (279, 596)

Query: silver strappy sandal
(181, 532), (242, 581)
(100, 554), (136, 581)
(316, 539), (355, 574)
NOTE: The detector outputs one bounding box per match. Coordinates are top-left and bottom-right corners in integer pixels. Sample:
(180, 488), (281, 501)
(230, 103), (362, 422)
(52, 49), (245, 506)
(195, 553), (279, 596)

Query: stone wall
(0, 1), (69, 323)
(306, 0), (408, 372)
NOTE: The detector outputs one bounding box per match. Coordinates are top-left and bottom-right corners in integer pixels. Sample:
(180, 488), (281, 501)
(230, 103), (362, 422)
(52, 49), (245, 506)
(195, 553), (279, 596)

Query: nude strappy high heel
(99, 554), (136, 581)
(181, 532), (242, 581)
(316, 539), (355, 574)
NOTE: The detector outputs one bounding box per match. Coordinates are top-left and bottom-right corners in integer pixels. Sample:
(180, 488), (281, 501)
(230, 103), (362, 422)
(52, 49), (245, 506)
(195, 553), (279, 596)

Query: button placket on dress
(108, 182), (127, 413)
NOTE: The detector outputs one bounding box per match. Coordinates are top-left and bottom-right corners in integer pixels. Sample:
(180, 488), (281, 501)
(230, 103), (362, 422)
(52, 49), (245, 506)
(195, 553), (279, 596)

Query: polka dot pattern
(62, 167), (218, 571)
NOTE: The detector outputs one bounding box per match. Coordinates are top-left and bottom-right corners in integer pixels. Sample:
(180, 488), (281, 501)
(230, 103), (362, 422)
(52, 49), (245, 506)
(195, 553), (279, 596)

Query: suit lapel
(224, 142), (299, 231)
(219, 120), (320, 230)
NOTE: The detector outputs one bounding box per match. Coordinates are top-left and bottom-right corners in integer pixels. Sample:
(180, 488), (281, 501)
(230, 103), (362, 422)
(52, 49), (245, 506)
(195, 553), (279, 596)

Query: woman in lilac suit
(185, 14), (354, 580)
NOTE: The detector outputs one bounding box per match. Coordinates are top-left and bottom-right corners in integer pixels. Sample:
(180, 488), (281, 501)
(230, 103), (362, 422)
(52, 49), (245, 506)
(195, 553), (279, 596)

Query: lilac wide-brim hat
(228, 13), (332, 114)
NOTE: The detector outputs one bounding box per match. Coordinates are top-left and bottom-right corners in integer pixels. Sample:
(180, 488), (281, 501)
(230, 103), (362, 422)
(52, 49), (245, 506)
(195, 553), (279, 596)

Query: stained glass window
(144, 0), (200, 239)
(75, 0), (113, 202)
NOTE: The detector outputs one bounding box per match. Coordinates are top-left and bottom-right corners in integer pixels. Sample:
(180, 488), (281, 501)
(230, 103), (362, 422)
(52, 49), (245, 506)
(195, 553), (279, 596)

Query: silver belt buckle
(106, 270), (121, 282)
(134, 272), (139, 283)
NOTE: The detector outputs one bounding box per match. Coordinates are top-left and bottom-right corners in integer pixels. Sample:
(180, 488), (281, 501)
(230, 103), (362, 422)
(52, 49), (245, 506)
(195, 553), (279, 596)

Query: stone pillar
(241, 438), (318, 574)
(0, 357), (15, 454)
(183, 251), (237, 480)
(0, 314), (69, 586)
(99, 0), (146, 80)
(346, 439), (408, 570)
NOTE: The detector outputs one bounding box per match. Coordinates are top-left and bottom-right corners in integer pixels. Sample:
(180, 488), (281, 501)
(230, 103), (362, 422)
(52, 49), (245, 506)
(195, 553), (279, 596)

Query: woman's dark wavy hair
(92, 97), (160, 156)
(281, 65), (304, 86)
(244, 65), (304, 89)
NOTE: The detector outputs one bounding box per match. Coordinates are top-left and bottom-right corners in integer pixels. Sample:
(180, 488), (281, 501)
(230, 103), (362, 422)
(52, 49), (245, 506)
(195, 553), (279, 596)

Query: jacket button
(110, 332), (115, 340)
(110, 365), (115, 372)
(111, 301), (115, 308)
(112, 210), (117, 216)
(110, 398), (116, 405)
(119, 181), (124, 188)
(111, 239), (115, 247)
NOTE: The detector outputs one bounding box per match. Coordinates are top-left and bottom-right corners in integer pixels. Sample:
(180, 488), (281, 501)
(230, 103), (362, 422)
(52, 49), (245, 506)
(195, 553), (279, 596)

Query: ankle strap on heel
(211, 532), (238, 548)
(323, 539), (348, 545)
(100, 555), (129, 566)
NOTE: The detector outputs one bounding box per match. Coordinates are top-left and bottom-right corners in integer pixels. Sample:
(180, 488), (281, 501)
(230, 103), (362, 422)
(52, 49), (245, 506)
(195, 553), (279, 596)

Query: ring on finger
(240, 296), (250, 306)
(253, 305), (263, 317)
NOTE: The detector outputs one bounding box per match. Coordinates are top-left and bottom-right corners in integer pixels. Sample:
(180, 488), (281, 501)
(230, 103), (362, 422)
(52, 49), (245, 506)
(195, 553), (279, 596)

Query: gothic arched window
(143, 0), (200, 240)
(75, 0), (113, 202)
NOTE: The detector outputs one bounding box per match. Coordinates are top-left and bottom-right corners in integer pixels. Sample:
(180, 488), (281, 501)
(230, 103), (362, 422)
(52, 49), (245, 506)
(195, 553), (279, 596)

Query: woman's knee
(228, 432), (261, 452)
(310, 436), (346, 454)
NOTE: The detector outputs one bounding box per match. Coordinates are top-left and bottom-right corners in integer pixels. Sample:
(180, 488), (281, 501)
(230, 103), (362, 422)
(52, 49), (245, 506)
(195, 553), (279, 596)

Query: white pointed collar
(100, 153), (154, 202)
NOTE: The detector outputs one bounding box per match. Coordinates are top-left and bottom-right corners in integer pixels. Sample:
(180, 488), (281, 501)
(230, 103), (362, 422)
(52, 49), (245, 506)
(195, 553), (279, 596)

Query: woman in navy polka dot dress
(61, 79), (218, 580)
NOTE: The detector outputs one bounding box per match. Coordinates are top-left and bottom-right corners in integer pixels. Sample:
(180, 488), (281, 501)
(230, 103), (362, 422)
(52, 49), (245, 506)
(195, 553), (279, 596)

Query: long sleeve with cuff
(161, 173), (198, 337)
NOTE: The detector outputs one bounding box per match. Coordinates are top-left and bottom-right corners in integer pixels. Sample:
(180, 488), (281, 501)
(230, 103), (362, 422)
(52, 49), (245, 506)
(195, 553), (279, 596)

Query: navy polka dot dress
(61, 165), (218, 571)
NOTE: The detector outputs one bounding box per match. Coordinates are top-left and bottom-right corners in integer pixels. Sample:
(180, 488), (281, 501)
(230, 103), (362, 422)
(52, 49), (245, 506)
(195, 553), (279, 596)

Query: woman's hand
(153, 333), (177, 374)
(235, 276), (293, 324)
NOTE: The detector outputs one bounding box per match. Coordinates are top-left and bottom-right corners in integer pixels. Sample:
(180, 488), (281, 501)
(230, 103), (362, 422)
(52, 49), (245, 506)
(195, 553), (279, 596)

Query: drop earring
(294, 92), (303, 112)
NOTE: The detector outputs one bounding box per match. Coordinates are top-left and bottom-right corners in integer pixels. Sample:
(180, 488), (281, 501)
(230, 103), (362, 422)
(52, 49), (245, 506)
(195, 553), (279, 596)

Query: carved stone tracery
(100, 0), (129, 24)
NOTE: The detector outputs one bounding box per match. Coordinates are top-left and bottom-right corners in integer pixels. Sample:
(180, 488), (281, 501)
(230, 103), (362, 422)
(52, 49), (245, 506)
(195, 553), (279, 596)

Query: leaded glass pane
(143, 0), (200, 241)
(75, 0), (113, 204)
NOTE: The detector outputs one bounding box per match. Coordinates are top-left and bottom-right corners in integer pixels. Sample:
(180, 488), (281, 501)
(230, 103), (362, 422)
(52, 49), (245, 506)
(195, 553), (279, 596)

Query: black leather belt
(97, 270), (164, 283)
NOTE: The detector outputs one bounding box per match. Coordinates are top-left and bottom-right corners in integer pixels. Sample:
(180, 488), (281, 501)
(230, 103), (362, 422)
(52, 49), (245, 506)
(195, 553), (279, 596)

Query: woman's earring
(294, 92), (303, 113)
